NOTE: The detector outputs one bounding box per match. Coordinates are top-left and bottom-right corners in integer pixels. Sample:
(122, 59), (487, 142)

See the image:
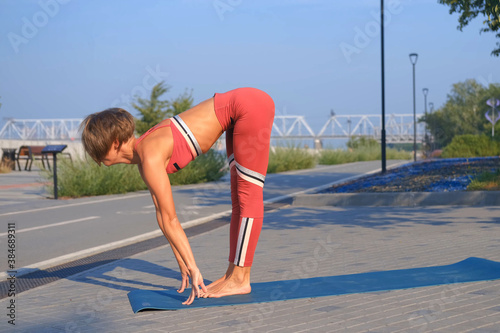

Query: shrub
(43, 158), (147, 198)
(169, 149), (226, 185)
(442, 135), (500, 158)
(0, 158), (13, 173)
(387, 148), (413, 160)
(347, 137), (379, 150)
(267, 146), (316, 173)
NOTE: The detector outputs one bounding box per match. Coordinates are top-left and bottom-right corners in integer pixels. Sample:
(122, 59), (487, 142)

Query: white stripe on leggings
(234, 217), (254, 267)
(228, 156), (265, 188)
(235, 161), (265, 184)
(228, 153), (235, 169)
(235, 168), (264, 188)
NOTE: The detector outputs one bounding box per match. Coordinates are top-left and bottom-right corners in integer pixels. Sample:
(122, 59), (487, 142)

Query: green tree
(439, 0), (500, 56)
(423, 79), (500, 148)
(168, 88), (194, 116)
(133, 82), (171, 135)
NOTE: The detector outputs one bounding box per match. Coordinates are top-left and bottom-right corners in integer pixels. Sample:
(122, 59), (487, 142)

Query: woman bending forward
(81, 87), (275, 305)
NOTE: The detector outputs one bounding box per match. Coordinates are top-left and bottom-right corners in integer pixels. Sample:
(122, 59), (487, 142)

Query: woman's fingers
(183, 288), (196, 305)
(194, 284), (200, 298)
(182, 268), (205, 305)
(200, 280), (208, 293)
(177, 277), (187, 293)
(177, 271), (190, 293)
(182, 294), (193, 305)
(195, 271), (206, 293)
(182, 281), (197, 305)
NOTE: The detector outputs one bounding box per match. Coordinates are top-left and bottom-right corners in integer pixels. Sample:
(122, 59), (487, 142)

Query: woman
(81, 87), (275, 305)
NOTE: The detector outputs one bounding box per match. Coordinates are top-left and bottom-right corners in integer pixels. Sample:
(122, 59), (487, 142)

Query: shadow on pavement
(67, 258), (185, 293)
(3, 259), (190, 298)
(263, 206), (500, 231)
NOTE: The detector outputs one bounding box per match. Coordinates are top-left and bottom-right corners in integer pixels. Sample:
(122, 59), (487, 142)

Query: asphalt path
(0, 160), (407, 274)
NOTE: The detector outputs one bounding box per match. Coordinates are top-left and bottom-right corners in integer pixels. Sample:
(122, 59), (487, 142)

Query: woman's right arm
(137, 159), (206, 304)
(149, 190), (191, 293)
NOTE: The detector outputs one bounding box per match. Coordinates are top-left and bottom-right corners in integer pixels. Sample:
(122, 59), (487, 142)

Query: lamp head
(409, 53), (418, 65)
(423, 88), (429, 96)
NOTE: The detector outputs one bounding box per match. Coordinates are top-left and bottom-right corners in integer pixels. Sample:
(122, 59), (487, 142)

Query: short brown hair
(80, 108), (135, 165)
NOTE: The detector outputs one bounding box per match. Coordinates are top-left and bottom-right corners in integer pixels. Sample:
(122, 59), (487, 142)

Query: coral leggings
(214, 88), (275, 267)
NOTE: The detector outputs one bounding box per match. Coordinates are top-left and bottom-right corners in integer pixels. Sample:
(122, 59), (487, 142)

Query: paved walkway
(0, 169), (49, 206)
(1, 163), (500, 332)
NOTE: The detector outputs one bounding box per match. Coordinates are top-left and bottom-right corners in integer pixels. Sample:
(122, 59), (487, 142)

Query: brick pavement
(2, 204), (500, 332)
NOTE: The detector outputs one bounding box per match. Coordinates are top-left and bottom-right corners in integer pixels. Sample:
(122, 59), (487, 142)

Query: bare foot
(202, 264), (252, 298)
(200, 262), (236, 296)
(203, 277), (251, 298)
(200, 274), (227, 296)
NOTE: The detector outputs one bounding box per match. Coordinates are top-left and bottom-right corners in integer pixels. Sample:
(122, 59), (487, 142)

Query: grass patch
(43, 149), (227, 198)
(318, 149), (356, 165)
(318, 146), (411, 165)
(267, 146), (316, 173)
(320, 137), (411, 165)
(467, 169), (500, 191)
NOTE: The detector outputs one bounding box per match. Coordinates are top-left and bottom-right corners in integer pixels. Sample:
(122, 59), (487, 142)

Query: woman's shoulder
(136, 119), (172, 143)
(135, 119), (173, 162)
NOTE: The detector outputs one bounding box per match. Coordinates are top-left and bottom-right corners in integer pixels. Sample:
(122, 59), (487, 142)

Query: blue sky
(1, 0), (499, 132)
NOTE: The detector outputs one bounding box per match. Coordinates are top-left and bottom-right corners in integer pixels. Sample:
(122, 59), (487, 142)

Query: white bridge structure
(272, 114), (425, 144)
(0, 114), (425, 143)
(0, 119), (82, 141)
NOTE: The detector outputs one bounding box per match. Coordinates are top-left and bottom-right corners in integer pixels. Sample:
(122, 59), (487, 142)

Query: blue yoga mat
(128, 257), (500, 312)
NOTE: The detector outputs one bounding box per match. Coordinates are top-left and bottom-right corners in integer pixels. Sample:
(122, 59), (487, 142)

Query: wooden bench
(16, 145), (51, 171)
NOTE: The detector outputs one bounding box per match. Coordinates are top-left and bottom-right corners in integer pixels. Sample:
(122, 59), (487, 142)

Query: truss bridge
(0, 114), (425, 143)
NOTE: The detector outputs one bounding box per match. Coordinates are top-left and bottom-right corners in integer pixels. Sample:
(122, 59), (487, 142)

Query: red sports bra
(134, 116), (202, 174)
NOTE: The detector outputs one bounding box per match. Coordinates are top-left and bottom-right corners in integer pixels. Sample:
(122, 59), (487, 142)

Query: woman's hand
(177, 266), (190, 293)
(182, 267), (207, 305)
(138, 162), (206, 304)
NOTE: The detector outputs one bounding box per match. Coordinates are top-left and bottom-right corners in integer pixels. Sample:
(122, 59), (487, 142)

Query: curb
(293, 191), (500, 207)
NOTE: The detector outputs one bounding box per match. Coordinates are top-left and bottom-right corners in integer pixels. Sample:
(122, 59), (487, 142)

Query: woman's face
(101, 140), (122, 166)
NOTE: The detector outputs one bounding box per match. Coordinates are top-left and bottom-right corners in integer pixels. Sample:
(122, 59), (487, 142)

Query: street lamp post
(429, 102), (434, 151)
(423, 88), (429, 156)
(409, 53), (418, 162)
(423, 88), (428, 113)
(380, 0), (387, 173)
